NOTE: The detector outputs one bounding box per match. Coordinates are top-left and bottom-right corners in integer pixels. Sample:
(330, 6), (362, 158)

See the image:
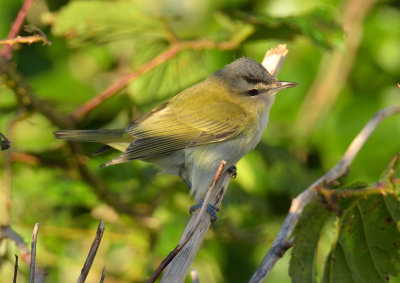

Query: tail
(54, 129), (133, 152)
(54, 129), (126, 142)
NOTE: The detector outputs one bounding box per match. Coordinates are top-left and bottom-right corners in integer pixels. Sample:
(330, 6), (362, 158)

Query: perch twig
(249, 105), (400, 283)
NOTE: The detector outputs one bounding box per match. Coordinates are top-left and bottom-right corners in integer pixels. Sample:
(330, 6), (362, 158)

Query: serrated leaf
(51, 1), (167, 46)
(322, 195), (400, 283)
(289, 202), (331, 283)
(233, 7), (343, 50)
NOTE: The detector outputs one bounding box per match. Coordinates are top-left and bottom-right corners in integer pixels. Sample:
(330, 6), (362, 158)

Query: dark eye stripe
(241, 76), (263, 84)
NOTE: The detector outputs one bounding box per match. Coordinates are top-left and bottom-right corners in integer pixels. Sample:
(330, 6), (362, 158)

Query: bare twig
(13, 255), (18, 283)
(0, 0), (34, 59)
(29, 223), (40, 283)
(0, 225), (46, 283)
(314, 181), (395, 200)
(249, 105), (400, 283)
(99, 265), (106, 283)
(71, 27), (253, 121)
(1, 226), (30, 259)
(261, 44), (288, 77)
(160, 45), (288, 283)
(0, 35), (50, 46)
(77, 220), (105, 283)
(148, 161), (226, 283)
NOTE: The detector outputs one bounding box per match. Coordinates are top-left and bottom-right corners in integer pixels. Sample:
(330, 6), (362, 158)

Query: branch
(77, 220), (105, 283)
(13, 255), (18, 283)
(159, 45), (289, 283)
(148, 161), (226, 283)
(0, 0), (34, 59)
(29, 223), (40, 283)
(249, 105), (400, 283)
(70, 26), (253, 121)
(0, 225), (46, 283)
(99, 265), (106, 283)
(315, 182), (395, 199)
(0, 34), (51, 46)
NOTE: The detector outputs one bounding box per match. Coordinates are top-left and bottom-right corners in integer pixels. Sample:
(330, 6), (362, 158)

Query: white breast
(184, 101), (274, 199)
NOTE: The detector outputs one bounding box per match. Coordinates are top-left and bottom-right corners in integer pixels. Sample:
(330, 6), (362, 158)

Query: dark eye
(247, 89), (258, 96)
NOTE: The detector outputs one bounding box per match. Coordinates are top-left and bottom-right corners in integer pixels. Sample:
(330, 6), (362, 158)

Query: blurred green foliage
(1, 0), (400, 282)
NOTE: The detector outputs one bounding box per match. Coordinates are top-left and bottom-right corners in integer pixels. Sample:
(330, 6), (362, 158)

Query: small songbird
(54, 57), (297, 200)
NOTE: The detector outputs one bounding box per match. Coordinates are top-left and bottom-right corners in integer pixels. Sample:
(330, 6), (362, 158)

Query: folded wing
(101, 101), (248, 167)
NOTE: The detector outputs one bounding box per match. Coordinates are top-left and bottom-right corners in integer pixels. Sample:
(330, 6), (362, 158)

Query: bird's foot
(189, 199), (220, 223)
(228, 165), (237, 178)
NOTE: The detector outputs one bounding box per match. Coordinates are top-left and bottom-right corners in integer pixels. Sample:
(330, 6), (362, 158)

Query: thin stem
(77, 220), (105, 283)
(70, 25), (253, 121)
(0, 0), (34, 59)
(29, 223), (40, 283)
(13, 255), (18, 283)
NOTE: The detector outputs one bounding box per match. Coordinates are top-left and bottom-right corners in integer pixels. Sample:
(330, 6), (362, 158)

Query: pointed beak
(276, 81), (298, 90)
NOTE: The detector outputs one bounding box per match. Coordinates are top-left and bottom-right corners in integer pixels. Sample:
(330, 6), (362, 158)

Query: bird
(54, 57), (297, 202)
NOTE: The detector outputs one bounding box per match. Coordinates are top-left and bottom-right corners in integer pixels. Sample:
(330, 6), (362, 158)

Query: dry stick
(147, 161), (226, 283)
(71, 26), (253, 121)
(0, 35), (50, 46)
(0, 226), (46, 283)
(29, 223), (40, 283)
(249, 105), (400, 283)
(77, 220), (105, 283)
(315, 182), (395, 199)
(13, 255), (18, 283)
(160, 45), (289, 283)
(99, 265), (106, 283)
(0, 0), (34, 59)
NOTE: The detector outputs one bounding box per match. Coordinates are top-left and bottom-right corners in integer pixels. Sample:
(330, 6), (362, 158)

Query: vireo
(54, 57), (297, 199)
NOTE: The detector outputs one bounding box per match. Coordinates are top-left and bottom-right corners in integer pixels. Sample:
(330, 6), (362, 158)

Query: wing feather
(103, 93), (249, 166)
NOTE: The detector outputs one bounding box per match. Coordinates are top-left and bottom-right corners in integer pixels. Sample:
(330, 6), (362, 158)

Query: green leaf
(289, 202), (331, 283)
(322, 194), (400, 283)
(50, 1), (168, 46)
(232, 7), (344, 50)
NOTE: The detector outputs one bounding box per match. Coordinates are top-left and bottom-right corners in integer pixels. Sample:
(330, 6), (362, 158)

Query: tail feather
(54, 129), (126, 143)
(54, 129), (133, 152)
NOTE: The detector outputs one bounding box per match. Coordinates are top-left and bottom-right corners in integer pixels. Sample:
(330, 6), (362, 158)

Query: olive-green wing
(103, 101), (248, 166)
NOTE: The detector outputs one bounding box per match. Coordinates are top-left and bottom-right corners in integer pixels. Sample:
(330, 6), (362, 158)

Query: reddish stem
(0, 0), (34, 59)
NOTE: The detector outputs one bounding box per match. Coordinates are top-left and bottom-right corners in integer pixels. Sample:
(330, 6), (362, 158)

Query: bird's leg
(228, 165), (237, 178)
(189, 199), (220, 223)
